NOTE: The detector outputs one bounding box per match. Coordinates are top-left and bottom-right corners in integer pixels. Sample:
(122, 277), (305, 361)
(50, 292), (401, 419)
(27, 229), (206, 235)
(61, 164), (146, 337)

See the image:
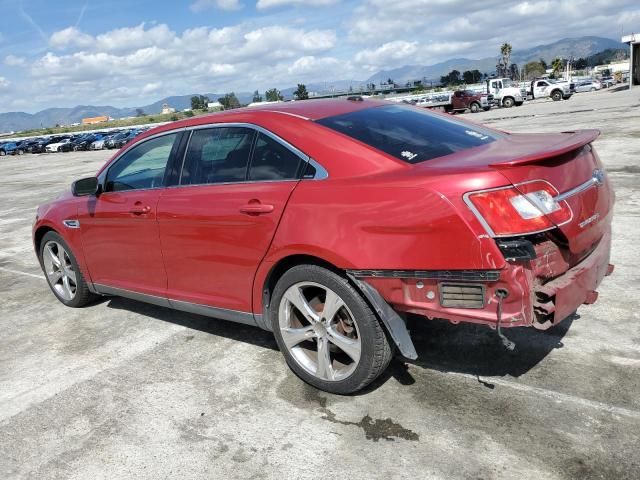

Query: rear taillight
(464, 180), (572, 236)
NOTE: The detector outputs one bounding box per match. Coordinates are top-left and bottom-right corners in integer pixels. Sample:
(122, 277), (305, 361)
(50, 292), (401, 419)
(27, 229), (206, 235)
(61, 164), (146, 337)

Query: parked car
(105, 131), (133, 149)
(69, 133), (104, 151)
(45, 137), (73, 153)
(574, 80), (602, 93)
(1, 141), (25, 155)
(600, 77), (616, 88)
(33, 98), (615, 394)
(110, 130), (140, 149)
(446, 90), (493, 113)
(24, 138), (48, 153)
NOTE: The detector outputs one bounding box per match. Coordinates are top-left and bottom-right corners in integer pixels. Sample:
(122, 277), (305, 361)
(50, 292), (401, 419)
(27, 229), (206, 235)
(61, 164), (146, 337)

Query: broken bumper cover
(350, 227), (613, 331)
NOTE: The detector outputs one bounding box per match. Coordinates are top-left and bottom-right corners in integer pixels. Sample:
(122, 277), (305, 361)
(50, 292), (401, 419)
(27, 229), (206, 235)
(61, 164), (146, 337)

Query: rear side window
(181, 127), (255, 185)
(316, 105), (499, 164)
(248, 133), (301, 181)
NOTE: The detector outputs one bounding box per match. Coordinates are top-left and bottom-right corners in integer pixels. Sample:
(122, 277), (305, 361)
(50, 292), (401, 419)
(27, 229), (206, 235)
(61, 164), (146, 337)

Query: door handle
(130, 203), (151, 215)
(239, 202), (274, 215)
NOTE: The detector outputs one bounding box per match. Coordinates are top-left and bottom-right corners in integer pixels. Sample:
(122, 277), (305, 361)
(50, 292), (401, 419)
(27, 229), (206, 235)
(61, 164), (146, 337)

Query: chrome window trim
(98, 121), (329, 194)
(100, 129), (184, 195)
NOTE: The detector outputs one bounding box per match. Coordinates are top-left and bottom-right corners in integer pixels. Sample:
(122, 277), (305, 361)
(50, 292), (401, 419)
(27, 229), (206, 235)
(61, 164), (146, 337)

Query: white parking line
(0, 266), (44, 279)
(469, 373), (640, 419)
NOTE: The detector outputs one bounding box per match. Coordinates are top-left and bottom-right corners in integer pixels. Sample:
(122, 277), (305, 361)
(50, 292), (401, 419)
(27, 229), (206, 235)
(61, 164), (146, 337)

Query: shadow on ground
(103, 295), (574, 393)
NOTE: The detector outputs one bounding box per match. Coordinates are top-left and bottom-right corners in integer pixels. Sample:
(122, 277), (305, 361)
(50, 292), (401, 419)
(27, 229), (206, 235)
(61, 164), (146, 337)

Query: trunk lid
(425, 130), (614, 257)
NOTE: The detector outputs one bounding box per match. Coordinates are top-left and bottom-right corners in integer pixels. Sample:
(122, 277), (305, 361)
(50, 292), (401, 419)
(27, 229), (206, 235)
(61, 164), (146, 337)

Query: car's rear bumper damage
(349, 226), (613, 340)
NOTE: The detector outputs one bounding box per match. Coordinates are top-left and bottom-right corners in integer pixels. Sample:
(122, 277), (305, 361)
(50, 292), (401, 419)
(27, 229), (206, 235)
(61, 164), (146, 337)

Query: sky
(0, 0), (638, 113)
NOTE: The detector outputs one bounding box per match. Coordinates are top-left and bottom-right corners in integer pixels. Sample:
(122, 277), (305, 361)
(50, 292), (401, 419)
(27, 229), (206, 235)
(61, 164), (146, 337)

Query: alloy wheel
(42, 241), (77, 301)
(278, 281), (361, 382)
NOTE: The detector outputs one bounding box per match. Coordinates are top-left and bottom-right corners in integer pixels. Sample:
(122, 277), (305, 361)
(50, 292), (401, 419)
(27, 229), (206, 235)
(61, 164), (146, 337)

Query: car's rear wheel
(271, 265), (392, 394)
(40, 231), (96, 307)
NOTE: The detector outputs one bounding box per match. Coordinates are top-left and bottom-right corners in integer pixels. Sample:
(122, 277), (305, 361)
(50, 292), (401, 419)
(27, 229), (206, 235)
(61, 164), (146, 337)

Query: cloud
(190, 0), (242, 12)
(256, 0), (339, 9)
(30, 23), (338, 105)
(4, 55), (27, 66)
(0, 77), (10, 89)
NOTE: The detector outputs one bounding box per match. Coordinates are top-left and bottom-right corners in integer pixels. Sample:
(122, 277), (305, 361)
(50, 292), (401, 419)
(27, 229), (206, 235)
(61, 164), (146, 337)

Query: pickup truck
(529, 79), (573, 101)
(485, 78), (525, 108)
(444, 90), (492, 113)
(412, 90), (492, 113)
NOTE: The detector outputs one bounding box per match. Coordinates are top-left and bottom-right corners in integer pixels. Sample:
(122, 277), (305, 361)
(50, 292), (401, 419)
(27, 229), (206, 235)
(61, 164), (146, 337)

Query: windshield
(316, 105), (499, 164)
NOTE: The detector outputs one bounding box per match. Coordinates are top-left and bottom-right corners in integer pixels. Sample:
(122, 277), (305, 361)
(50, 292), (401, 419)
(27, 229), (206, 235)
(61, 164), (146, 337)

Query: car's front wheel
(271, 265), (392, 394)
(40, 231), (96, 307)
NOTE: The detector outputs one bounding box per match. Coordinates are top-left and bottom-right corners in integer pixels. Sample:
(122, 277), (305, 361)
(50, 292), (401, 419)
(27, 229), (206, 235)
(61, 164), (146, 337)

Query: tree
(462, 69), (482, 84)
(135, 108), (145, 117)
(184, 110), (195, 118)
(574, 57), (588, 70)
(551, 57), (563, 79)
(218, 92), (241, 110)
(265, 88), (283, 102)
(523, 60), (546, 80)
(191, 95), (210, 110)
(293, 84), (309, 100)
(252, 90), (263, 103)
(500, 43), (512, 74)
(509, 63), (519, 80)
(539, 58), (548, 70)
(440, 69), (461, 86)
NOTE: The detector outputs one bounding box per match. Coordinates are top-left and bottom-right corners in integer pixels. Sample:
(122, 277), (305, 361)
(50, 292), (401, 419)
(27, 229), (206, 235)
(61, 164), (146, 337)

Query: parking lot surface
(1, 88), (639, 479)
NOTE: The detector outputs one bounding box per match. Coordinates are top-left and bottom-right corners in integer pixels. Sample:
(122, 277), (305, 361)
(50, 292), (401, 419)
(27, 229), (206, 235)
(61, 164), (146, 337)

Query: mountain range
(0, 36), (625, 133)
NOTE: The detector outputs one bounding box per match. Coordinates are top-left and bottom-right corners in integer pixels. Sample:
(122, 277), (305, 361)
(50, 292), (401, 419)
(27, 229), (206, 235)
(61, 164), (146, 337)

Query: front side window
(106, 133), (178, 192)
(181, 127), (255, 185)
(316, 105), (499, 164)
(248, 133), (302, 181)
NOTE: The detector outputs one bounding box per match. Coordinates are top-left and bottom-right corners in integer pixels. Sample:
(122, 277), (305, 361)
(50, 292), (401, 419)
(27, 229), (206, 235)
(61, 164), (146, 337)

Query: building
(622, 33), (640, 87)
(161, 103), (175, 114)
(81, 116), (109, 125)
(207, 101), (224, 111)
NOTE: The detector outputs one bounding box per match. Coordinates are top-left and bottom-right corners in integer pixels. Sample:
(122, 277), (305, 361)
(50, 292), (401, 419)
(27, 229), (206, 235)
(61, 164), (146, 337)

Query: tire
(17, 149), (24, 155)
(515, 102), (523, 107)
(444, 105), (453, 113)
(483, 106), (491, 111)
(551, 90), (562, 101)
(0, 150), (5, 156)
(590, 87), (596, 92)
(502, 97), (514, 108)
(39, 231), (96, 308)
(270, 265), (393, 395)
(469, 102), (480, 113)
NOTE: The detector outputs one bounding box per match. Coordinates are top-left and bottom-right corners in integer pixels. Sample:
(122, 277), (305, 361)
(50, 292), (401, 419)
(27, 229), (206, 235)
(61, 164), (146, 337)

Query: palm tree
(551, 57), (563, 79)
(500, 43), (512, 76)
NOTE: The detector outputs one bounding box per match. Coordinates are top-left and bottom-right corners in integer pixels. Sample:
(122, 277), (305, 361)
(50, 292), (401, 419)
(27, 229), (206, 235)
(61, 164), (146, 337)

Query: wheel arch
(34, 225), (57, 257)
(258, 253), (344, 317)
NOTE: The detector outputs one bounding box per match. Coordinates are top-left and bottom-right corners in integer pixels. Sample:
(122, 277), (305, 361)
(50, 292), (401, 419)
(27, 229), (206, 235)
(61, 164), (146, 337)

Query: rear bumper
(355, 227), (613, 330)
(531, 227), (612, 329)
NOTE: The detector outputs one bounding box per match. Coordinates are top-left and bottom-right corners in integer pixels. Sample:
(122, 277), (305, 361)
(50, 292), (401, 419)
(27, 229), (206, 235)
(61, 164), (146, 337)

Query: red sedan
(33, 98), (614, 394)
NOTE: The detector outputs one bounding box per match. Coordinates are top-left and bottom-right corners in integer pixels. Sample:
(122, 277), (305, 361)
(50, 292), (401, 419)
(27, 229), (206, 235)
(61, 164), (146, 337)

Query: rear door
(157, 126), (304, 313)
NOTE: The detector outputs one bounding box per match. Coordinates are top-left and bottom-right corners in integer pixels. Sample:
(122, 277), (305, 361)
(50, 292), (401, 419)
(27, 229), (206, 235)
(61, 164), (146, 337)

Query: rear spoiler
(489, 129), (600, 168)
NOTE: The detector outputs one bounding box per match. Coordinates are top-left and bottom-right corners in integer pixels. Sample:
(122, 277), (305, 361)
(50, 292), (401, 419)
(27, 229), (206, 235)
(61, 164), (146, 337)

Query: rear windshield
(316, 105), (499, 163)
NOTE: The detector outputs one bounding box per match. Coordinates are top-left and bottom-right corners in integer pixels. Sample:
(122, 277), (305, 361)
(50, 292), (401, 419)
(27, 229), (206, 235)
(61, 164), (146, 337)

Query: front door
(157, 127), (303, 313)
(79, 132), (180, 297)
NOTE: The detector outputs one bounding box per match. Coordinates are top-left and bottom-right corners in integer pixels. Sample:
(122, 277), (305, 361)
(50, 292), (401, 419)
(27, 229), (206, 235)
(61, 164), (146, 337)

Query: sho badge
(579, 213), (600, 229)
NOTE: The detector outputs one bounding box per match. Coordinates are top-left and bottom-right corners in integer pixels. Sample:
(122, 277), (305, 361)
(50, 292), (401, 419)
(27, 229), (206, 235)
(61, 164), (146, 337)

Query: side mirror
(72, 176), (100, 197)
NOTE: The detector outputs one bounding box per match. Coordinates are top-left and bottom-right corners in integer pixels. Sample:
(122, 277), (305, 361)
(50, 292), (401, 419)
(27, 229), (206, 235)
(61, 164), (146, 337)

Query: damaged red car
(33, 98), (614, 394)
